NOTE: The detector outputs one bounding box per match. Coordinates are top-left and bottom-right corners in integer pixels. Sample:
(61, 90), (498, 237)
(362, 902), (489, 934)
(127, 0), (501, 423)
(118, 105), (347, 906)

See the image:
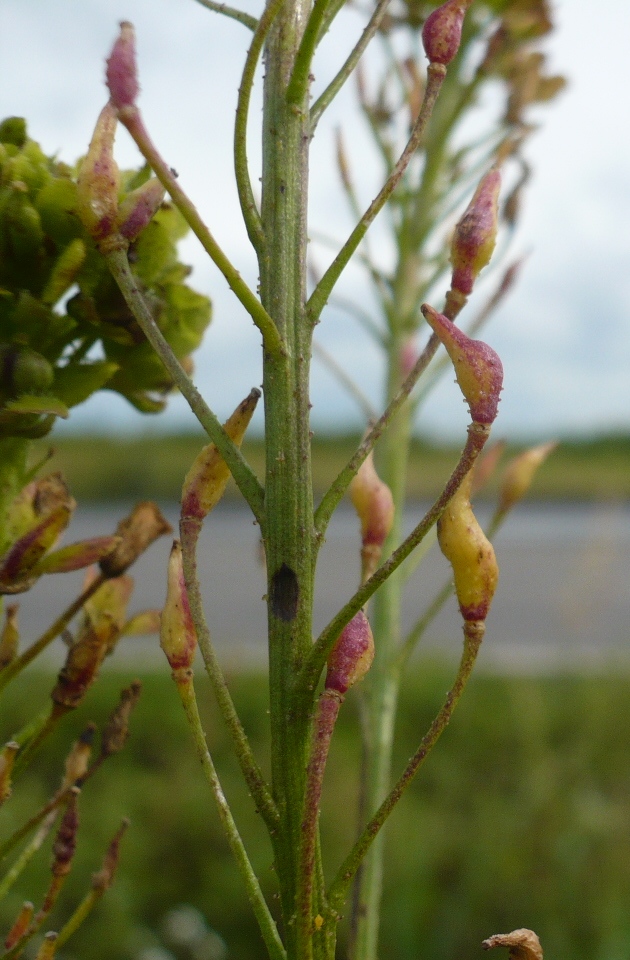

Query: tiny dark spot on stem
(270, 563), (299, 622)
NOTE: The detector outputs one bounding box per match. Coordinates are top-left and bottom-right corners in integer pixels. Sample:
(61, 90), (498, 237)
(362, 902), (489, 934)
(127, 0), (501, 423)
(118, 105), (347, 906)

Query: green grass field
(36, 432), (630, 502)
(2, 665), (630, 960)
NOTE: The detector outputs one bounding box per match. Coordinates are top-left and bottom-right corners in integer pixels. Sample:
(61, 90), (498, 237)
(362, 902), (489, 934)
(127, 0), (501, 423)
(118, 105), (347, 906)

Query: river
(14, 500), (630, 672)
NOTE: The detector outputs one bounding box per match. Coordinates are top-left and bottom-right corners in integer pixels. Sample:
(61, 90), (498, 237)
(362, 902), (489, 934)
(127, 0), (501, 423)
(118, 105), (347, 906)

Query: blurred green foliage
(2, 665), (630, 960)
(36, 432), (630, 502)
(0, 117), (210, 440)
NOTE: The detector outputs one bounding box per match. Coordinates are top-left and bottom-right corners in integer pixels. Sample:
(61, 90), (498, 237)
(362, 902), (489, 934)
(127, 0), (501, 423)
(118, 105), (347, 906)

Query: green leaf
(53, 360), (119, 408)
(4, 394), (69, 418)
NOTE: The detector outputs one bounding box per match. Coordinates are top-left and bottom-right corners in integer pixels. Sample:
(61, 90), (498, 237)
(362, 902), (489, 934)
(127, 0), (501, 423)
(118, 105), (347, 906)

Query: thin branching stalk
(193, 0), (258, 30)
(104, 247), (266, 527)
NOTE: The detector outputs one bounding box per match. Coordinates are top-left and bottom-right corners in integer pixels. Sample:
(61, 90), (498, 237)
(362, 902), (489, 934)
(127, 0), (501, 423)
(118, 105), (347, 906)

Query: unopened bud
(51, 623), (113, 710)
(52, 795), (79, 876)
(438, 468), (498, 621)
(4, 902), (34, 951)
(0, 741), (19, 805)
(482, 928), (543, 960)
(122, 609), (161, 636)
(422, 0), (472, 67)
(106, 22), (139, 112)
(471, 439), (507, 495)
(92, 818), (129, 892)
(350, 452), (394, 581)
(160, 541), (197, 672)
(101, 681), (142, 756)
(450, 169), (501, 296)
(33, 536), (120, 576)
(325, 611), (374, 695)
(77, 102), (120, 243)
(0, 604), (19, 668)
(498, 442), (557, 515)
(61, 725), (95, 788)
(421, 303), (503, 425)
(34, 932), (58, 960)
(181, 388), (260, 523)
(116, 177), (165, 241)
(99, 502), (172, 578)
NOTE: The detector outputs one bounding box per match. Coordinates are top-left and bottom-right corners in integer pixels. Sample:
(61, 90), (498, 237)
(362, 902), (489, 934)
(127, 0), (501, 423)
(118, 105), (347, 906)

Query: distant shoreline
(36, 432), (630, 502)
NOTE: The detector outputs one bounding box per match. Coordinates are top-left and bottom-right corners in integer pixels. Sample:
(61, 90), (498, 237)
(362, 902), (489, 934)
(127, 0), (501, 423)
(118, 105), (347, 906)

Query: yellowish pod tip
(438, 469), (498, 622)
(498, 441), (557, 514)
(181, 388), (260, 522)
(160, 540), (197, 672)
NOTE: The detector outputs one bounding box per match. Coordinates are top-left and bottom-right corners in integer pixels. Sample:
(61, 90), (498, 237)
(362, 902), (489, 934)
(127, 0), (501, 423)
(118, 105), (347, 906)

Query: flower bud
(421, 303), (503, 425)
(498, 441), (557, 515)
(482, 929), (543, 960)
(450, 169), (501, 296)
(101, 681), (142, 757)
(99, 502), (172, 578)
(51, 626), (112, 710)
(160, 540), (197, 673)
(4, 902), (34, 951)
(52, 795), (79, 876)
(0, 604), (19, 668)
(0, 502), (74, 594)
(350, 452), (394, 581)
(106, 22), (139, 112)
(92, 819), (129, 893)
(422, 0), (472, 67)
(437, 468), (498, 621)
(76, 102), (120, 243)
(116, 177), (165, 241)
(122, 609), (161, 636)
(181, 388), (260, 523)
(0, 741), (19, 805)
(325, 610), (375, 695)
(61, 725), (95, 788)
(34, 933), (58, 960)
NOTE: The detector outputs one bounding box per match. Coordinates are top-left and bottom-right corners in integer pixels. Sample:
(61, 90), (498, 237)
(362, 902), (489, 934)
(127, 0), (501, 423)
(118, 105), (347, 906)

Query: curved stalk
(193, 0), (258, 30)
(104, 247), (266, 527)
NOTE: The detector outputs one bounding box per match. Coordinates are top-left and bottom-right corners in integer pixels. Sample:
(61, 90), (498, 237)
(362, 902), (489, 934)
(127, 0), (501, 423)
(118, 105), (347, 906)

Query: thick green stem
(259, 2), (317, 955)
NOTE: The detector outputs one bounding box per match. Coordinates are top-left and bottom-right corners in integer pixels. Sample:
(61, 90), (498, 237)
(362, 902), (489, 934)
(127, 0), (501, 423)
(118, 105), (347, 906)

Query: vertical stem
(259, 1), (316, 955)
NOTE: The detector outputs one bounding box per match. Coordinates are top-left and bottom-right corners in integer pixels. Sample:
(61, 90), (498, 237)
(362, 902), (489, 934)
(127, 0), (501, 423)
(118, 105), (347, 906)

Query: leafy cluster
(0, 117), (211, 440)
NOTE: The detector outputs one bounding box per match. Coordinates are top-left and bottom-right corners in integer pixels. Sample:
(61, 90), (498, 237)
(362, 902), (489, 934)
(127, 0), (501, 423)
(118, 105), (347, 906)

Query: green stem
(115, 106), (283, 356)
(234, 0), (287, 256)
(193, 0), (258, 30)
(104, 247), (265, 527)
(301, 423), (489, 698)
(179, 518), (280, 834)
(309, 0), (392, 132)
(286, 0), (331, 107)
(307, 65), (445, 324)
(55, 889), (101, 950)
(0, 576), (104, 696)
(327, 619), (485, 914)
(174, 671), (286, 960)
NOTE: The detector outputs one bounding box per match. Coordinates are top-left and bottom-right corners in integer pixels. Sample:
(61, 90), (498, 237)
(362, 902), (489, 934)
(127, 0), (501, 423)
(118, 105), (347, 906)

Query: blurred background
(1, 3), (629, 960)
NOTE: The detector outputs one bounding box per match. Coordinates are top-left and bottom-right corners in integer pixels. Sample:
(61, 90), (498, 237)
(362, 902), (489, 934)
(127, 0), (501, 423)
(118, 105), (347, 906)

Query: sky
(1, 0), (629, 443)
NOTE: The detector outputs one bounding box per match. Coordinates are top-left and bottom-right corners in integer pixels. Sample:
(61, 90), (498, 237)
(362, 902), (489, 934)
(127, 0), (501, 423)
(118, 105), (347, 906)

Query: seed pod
(349, 451), (394, 581)
(0, 345), (54, 399)
(422, 0), (473, 67)
(61, 725), (95, 788)
(421, 303), (503, 425)
(51, 795), (79, 876)
(437, 469), (498, 622)
(34, 933), (58, 960)
(325, 610), (375, 695)
(181, 388), (260, 523)
(482, 928), (543, 960)
(106, 21), (139, 112)
(498, 441), (557, 515)
(116, 177), (165, 241)
(450, 169), (501, 296)
(99, 502), (172, 578)
(76, 102), (120, 243)
(101, 681), (142, 757)
(160, 540), (197, 673)
(0, 503), (74, 593)
(92, 819), (129, 892)
(4, 902), (33, 951)
(0, 741), (19, 805)
(0, 604), (19, 668)
(51, 625), (112, 710)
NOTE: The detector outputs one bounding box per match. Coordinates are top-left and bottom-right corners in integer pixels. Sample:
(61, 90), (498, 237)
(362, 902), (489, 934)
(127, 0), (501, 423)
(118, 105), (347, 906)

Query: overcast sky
(1, 0), (629, 442)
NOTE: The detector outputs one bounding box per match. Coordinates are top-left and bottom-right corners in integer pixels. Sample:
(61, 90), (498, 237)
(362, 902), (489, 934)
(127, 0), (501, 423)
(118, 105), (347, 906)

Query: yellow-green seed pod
(181, 388), (260, 522)
(41, 238), (86, 306)
(0, 741), (19, 804)
(498, 442), (557, 515)
(160, 540), (197, 672)
(438, 469), (498, 621)
(0, 604), (19, 668)
(76, 102), (120, 242)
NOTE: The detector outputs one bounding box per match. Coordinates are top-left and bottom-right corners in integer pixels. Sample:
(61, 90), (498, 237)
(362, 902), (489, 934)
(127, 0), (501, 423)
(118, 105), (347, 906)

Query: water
(11, 500), (630, 672)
